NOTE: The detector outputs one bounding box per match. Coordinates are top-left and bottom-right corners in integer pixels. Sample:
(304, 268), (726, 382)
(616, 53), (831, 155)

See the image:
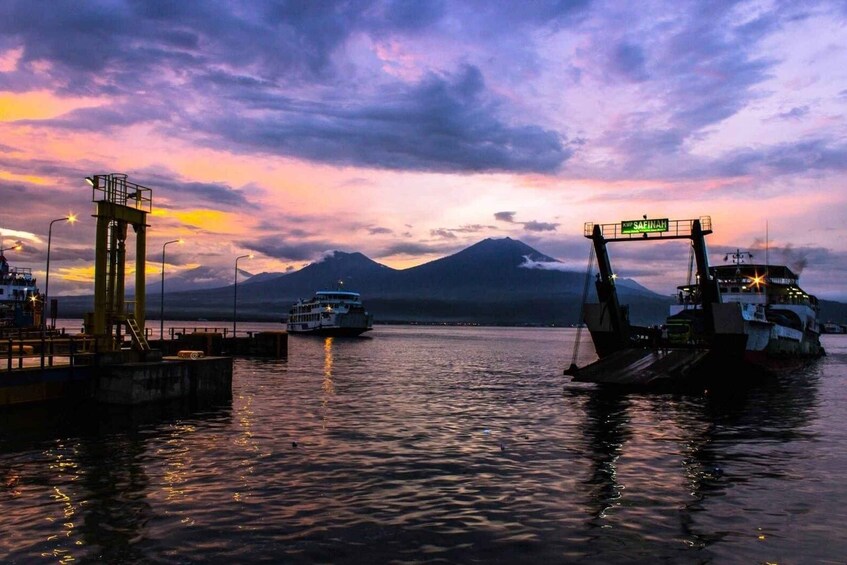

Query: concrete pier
(93, 356), (232, 405)
(1, 330), (286, 407)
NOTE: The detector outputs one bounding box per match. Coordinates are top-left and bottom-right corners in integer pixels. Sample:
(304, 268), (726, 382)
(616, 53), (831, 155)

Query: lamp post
(233, 254), (252, 338)
(44, 215), (76, 329)
(1, 239), (22, 256)
(160, 239), (182, 341)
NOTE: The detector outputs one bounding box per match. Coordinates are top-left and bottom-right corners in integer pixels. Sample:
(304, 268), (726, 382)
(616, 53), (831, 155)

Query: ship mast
(724, 249), (753, 265)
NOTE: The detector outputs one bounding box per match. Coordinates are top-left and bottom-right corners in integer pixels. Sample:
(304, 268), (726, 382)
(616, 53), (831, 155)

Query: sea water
(1, 323), (846, 563)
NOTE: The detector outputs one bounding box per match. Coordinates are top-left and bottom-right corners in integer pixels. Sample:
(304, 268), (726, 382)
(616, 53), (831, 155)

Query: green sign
(621, 218), (669, 234)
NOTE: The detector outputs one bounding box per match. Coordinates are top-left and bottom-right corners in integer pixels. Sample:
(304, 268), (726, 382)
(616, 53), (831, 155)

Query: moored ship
(566, 216), (826, 387)
(667, 251), (825, 369)
(286, 290), (373, 336)
(1, 252), (42, 329)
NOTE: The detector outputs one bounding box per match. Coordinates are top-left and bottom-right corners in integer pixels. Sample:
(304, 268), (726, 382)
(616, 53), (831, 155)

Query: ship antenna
(765, 221), (769, 305)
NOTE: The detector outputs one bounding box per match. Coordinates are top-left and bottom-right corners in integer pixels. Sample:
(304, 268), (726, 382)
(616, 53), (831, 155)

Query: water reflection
(323, 337), (335, 395)
(572, 363), (824, 558)
(0, 399), (232, 563)
(76, 430), (152, 563)
(580, 389), (633, 526)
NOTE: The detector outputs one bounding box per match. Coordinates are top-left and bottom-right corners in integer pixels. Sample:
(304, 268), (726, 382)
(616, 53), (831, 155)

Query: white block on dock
(177, 350), (205, 359)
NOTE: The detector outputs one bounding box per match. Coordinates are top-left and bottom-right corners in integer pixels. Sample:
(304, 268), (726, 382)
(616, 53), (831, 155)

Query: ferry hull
(288, 326), (372, 337)
(577, 302), (824, 387)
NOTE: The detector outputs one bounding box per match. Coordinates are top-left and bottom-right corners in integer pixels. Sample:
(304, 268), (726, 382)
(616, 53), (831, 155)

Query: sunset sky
(1, 1), (846, 302)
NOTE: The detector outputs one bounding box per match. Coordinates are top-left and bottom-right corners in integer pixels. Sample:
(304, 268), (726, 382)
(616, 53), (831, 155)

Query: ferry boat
(566, 217), (826, 387)
(666, 251), (825, 368)
(286, 290), (373, 336)
(0, 253), (42, 328)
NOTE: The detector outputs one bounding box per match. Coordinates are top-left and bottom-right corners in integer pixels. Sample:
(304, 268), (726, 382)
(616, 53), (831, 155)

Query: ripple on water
(2, 326), (847, 563)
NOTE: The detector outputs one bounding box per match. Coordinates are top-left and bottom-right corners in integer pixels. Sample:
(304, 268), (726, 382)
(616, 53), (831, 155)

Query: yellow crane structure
(85, 173), (152, 352)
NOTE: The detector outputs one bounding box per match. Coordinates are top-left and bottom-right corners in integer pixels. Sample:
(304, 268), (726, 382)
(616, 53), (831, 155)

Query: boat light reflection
(323, 337), (335, 394)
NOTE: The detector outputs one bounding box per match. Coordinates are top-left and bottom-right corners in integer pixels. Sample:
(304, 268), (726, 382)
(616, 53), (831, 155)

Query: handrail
(1, 335), (94, 372)
(583, 216), (712, 242)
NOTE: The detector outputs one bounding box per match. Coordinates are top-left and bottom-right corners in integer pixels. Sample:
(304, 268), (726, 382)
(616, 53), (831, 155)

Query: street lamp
(160, 239), (183, 341)
(44, 215), (77, 329)
(233, 253), (253, 338)
(1, 239), (22, 256)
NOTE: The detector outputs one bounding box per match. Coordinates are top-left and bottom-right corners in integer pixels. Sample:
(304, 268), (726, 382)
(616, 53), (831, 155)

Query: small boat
(0, 253), (41, 329)
(286, 290), (373, 336)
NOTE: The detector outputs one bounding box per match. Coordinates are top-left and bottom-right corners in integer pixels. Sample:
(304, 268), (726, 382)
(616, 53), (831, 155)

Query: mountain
(156, 265), (240, 292)
(54, 237), (676, 326)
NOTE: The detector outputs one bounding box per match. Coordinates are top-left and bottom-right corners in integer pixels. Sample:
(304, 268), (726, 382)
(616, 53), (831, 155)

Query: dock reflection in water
(1, 325), (845, 563)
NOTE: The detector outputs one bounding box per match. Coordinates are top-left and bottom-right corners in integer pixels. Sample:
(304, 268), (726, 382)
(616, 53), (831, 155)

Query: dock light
(43, 215), (77, 330)
(233, 253), (253, 339)
(85, 176), (95, 186)
(160, 239), (183, 341)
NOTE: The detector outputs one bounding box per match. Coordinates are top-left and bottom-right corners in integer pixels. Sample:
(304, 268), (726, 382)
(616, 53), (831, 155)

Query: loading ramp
(568, 347), (711, 387)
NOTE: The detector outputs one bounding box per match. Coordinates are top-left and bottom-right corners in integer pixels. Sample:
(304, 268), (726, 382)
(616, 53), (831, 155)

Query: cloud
(576, 3), (790, 179)
(493, 212), (558, 232)
(430, 228), (457, 240)
(144, 174), (258, 210)
(1, 1), (574, 174)
(247, 237), (335, 261)
(519, 255), (569, 271)
(715, 137), (847, 178)
(772, 106), (810, 121)
(380, 241), (460, 257)
(430, 224), (495, 238)
(193, 65), (571, 173)
(609, 42), (649, 82)
(523, 221), (559, 232)
(367, 226), (393, 235)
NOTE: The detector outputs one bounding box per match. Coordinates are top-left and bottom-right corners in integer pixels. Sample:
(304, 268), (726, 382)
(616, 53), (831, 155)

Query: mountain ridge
(54, 237), (676, 325)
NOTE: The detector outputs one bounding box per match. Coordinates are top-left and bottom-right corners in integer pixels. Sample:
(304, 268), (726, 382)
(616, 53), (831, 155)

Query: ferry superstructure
(667, 258), (825, 365)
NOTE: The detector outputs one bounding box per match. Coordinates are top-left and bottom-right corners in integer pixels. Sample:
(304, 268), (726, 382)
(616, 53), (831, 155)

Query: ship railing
(143, 326), (239, 340)
(584, 216), (712, 241)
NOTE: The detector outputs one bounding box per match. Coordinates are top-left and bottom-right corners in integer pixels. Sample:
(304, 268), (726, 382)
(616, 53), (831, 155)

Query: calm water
(2, 323), (846, 564)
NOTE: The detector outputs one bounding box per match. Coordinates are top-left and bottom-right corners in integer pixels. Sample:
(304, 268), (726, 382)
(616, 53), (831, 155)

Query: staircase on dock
(124, 315), (151, 351)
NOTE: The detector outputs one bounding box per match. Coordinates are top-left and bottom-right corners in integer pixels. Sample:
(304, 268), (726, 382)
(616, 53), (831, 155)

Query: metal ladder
(125, 315), (151, 351)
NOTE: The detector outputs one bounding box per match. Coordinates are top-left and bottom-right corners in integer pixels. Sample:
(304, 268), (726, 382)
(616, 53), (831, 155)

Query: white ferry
(668, 256), (826, 367)
(1, 253), (41, 328)
(286, 291), (374, 336)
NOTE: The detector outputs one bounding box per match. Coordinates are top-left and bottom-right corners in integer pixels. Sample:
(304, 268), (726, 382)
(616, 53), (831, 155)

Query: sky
(1, 0), (846, 302)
